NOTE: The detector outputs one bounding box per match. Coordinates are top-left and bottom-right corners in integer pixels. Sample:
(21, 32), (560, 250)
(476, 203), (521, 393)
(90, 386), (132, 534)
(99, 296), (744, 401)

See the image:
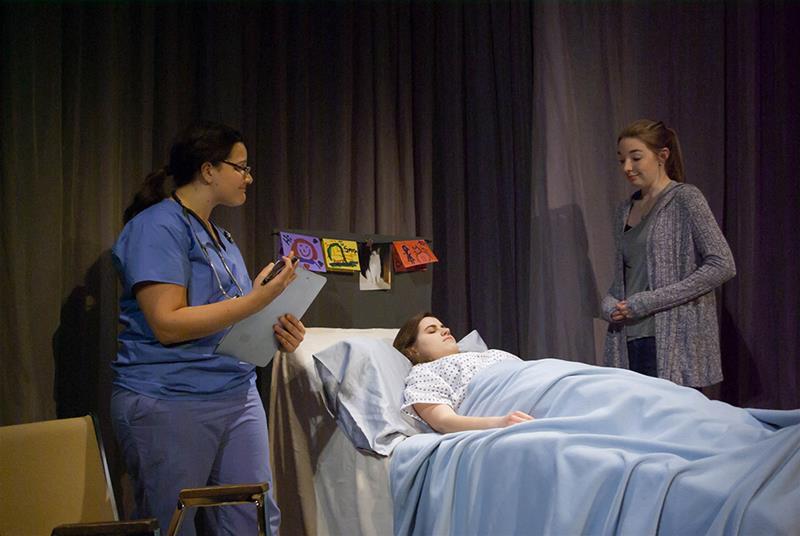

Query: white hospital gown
(401, 349), (520, 420)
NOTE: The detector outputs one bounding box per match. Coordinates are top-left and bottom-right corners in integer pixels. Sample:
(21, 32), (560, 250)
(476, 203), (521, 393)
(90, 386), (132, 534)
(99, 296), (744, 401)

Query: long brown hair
(123, 122), (244, 223)
(617, 119), (685, 183)
(393, 311), (434, 365)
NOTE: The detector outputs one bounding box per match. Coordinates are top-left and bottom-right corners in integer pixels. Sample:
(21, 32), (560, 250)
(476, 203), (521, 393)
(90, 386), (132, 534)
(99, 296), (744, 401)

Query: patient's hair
(393, 311), (434, 365)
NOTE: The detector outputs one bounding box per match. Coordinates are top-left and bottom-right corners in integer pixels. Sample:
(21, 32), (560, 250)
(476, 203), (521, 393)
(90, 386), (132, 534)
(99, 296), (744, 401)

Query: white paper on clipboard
(216, 267), (326, 367)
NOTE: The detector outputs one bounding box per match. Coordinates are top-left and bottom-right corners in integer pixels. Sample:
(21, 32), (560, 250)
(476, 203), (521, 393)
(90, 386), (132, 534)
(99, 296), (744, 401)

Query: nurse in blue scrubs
(111, 122), (301, 536)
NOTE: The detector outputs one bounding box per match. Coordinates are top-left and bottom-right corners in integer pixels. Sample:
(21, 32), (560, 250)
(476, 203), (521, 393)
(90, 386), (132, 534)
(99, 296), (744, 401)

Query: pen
(261, 256), (299, 286)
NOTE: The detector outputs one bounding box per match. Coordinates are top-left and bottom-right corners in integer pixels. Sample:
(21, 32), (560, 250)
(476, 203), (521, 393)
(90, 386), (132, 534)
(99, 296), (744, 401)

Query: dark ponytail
(617, 119), (685, 183)
(122, 122), (244, 223)
(663, 126), (685, 183)
(123, 167), (171, 223)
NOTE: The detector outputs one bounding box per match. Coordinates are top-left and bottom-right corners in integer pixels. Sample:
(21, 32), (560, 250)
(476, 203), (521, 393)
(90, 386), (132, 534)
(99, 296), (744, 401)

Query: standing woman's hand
(250, 254), (306, 351)
(133, 254), (300, 346)
(250, 254), (298, 306)
(611, 300), (631, 322)
(274, 314), (306, 352)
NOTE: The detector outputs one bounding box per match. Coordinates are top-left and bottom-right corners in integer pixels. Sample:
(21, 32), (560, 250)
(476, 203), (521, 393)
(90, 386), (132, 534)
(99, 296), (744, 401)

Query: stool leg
(166, 501), (187, 536)
(255, 493), (269, 536)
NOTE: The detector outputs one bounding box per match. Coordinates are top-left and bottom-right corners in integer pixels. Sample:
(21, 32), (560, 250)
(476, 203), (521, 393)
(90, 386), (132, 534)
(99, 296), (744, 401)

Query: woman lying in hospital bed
(394, 312), (534, 432)
(382, 312), (800, 535)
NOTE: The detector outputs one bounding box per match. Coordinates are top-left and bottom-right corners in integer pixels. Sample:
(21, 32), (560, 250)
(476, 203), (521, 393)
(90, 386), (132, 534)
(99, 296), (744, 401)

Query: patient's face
(413, 316), (460, 362)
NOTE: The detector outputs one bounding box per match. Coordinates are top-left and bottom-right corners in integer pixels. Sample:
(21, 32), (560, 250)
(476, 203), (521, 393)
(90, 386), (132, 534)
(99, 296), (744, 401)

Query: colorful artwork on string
(279, 232), (326, 272)
(358, 242), (392, 291)
(391, 239), (439, 272)
(322, 238), (361, 272)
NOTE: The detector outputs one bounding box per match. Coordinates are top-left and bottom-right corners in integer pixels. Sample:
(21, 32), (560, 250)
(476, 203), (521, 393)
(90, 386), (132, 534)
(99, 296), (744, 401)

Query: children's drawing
(322, 238), (360, 272)
(279, 232), (326, 272)
(391, 239), (438, 272)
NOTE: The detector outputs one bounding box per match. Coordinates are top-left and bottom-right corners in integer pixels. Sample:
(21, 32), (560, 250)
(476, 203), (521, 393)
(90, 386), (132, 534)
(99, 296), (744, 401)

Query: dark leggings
(626, 336), (658, 377)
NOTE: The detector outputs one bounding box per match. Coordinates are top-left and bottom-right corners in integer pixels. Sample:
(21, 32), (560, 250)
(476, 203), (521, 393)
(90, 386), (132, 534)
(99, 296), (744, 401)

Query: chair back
(0, 415), (119, 535)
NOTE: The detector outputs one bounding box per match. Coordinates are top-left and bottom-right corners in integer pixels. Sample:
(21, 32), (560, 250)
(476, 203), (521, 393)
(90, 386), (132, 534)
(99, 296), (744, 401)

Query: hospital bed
(266, 229), (431, 536)
(269, 327), (398, 536)
(270, 328), (800, 536)
(266, 231), (800, 536)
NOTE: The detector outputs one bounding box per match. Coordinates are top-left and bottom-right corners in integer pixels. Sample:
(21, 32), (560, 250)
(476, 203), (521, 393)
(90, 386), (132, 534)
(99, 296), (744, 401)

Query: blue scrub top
(111, 199), (256, 399)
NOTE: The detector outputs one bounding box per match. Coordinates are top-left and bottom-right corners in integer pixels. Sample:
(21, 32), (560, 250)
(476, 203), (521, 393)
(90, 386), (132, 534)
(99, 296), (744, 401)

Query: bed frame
(268, 229), (433, 536)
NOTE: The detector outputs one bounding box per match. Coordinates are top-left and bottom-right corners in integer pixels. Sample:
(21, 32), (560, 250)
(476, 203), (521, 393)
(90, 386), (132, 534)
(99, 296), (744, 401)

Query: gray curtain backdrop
(2, 0), (798, 459)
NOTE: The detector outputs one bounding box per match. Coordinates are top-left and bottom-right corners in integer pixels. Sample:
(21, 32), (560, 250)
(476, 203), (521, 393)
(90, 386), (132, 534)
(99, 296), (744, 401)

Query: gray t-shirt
(622, 184), (677, 340)
(622, 211), (655, 340)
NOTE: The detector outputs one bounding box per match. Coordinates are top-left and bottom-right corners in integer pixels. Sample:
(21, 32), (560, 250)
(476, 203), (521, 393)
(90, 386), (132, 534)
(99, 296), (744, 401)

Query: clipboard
(216, 267), (327, 367)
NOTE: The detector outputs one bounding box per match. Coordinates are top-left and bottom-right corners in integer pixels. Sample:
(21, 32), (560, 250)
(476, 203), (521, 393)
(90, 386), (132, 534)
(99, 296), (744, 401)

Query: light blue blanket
(391, 358), (800, 535)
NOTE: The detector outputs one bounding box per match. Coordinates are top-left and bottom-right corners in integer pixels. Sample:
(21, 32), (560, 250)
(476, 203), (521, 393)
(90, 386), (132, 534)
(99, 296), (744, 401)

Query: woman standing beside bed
(602, 120), (735, 389)
(111, 122), (305, 536)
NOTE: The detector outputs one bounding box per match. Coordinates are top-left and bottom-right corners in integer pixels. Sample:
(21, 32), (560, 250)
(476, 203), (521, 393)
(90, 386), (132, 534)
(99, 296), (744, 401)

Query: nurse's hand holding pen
(252, 252), (298, 300)
(251, 252), (306, 352)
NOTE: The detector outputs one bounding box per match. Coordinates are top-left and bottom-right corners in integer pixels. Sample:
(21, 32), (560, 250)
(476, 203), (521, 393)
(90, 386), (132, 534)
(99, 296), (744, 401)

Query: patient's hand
(495, 410), (535, 428)
(274, 314), (306, 352)
(414, 403), (534, 433)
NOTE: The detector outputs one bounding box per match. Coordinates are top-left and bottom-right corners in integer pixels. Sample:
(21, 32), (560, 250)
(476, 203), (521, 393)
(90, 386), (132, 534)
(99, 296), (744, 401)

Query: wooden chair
(51, 519), (161, 535)
(0, 415), (270, 536)
(166, 483), (270, 536)
(0, 414), (142, 535)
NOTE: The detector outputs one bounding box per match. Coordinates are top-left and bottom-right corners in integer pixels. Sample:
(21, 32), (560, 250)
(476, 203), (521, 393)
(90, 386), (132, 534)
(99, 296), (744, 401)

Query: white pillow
(314, 337), (425, 455)
(457, 330), (489, 353)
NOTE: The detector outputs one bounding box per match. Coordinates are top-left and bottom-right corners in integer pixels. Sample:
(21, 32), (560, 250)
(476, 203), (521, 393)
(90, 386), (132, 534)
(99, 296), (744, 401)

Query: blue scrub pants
(111, 384), (280, 536)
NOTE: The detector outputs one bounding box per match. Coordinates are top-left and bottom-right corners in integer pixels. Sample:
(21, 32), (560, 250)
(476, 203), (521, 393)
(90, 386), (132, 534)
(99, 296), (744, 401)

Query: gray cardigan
(602, 183), (736, 386)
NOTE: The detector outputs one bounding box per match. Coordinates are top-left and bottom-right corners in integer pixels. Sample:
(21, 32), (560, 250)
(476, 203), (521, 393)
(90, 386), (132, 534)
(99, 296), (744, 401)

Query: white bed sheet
(269, 327), (398, 536)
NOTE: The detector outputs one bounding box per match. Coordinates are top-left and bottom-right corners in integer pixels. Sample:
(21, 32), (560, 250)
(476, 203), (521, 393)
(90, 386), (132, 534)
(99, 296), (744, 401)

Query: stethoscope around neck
(171, 191), (244, 299)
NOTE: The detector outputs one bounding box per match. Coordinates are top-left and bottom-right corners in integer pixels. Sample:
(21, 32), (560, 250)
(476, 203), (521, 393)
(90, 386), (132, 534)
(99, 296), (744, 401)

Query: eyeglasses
(220, 160), (252, 176)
